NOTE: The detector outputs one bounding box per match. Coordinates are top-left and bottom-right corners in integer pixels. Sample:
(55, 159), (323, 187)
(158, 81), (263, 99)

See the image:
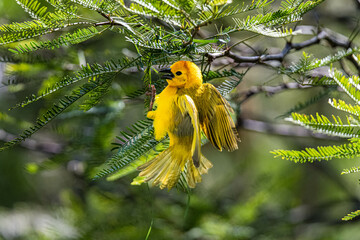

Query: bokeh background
(0, 0), (360, 239)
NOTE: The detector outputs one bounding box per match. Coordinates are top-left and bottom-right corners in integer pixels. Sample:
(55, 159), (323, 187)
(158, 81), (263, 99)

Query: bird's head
(160, 61), (202, 88)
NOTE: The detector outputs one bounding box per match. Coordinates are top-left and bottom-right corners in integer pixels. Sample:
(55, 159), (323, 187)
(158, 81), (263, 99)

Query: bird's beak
(160, 68), (174, 80)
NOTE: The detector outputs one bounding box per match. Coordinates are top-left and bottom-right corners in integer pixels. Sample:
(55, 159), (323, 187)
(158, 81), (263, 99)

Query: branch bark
(206, 26), (360, 72)
(234, 82), (314, 104)
(94, 12), (125, 27)
(239, 118), (341, 140)
(0, 129), (63, 154)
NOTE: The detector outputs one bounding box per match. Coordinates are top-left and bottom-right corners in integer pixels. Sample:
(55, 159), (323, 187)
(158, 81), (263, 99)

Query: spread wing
(176, 94), (202, 167)
(199, 83), (239, 151)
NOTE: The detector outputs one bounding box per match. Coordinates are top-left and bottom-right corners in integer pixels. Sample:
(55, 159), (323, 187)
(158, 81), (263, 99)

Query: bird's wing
(176, 94), (201, 167)
(138, 94), (205, 189)
(199, 83), (239, 151)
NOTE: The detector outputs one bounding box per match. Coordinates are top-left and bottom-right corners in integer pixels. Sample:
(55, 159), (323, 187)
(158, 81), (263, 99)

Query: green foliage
(0, 77), (108, 151)
(15, 0), (48, 20)
(329, 98), (360, 117)
(272, 138), (360, 162)
(285, 48), (360, 84)
(205, 69), (246, 95)
(93, 119), (159, 179)
(2, 0), (360, 237)
(272, 63), (360, 162)
(330, 67), (360, 103)
(342, 210), (360, 221)
(0, 0), (341, 189)
(341, 166), (360, 175)
(9, 26), (102, 54)
(272, 59), (360, 220)
(286, 112), (360, 138)
(10, 57), (141, 110)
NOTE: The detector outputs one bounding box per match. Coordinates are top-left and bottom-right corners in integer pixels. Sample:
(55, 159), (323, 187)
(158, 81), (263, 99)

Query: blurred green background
(0, 0), (360, 239)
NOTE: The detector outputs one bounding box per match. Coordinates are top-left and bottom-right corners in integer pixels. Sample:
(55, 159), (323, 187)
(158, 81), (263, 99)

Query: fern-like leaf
(328, 98), (360, 117)
(69, 0), (119, 14)
(80, 73), (115, 111)
(271, 138), (360, 163)
(342, 210), (360, 221)
(10, 57), (141, 110)
(286, 112), (360, 138)
(106, 139), (169, 181)
(216, 70), (246, 96)
(0, 79), (106, 152)
(15, 0), (48, 20)
(215, 0), (325, 39)
(93, 120), (166, 179)
(0, 21), (94, 46)
(330, 67), (360, 105)
(232, 17), (299, 38)
(10, 26), (101, 54)
(197, 0), (271, 28)
(341, 166), (360, 175)
(289, 48), (360, 74)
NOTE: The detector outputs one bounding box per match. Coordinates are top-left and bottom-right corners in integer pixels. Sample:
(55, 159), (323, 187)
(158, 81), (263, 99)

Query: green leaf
(15, 0), (48, 20)
(92, 119), (167, 179)
(289, 47), (360, 74)
(271, 138), (360, 163)
(341, 166), (360, 175)
(329, 98), (360, 117)
(342, 210), (360, 221)
(286, 112), (360, 138)
(330, 67), (360, 105)
(10, 57), (141, 110)
(10, 26), (101, 54)
(0, 78), (105, 152)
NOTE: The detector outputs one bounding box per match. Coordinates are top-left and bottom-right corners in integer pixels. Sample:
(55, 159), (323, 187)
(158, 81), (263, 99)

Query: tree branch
(0, 129), (63, 154)
(239, 118), (341, 140)
(94, 12), (124, 27)
(206, 27), (360, 72)
(356, 0), (360, 9)
(234, 82), (314, 104)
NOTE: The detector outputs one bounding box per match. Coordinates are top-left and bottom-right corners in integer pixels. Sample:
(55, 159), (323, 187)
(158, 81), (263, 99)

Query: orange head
(160, 61), (203, 88)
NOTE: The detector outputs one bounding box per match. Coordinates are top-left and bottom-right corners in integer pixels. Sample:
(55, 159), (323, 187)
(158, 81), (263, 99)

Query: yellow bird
(137, 61), (239, 189)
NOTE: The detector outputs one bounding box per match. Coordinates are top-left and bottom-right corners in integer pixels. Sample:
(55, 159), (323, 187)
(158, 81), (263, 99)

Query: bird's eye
(176, 71), (182, 76)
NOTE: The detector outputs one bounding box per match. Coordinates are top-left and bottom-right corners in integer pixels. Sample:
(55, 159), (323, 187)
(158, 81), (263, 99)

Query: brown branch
(206, 27), (360, 72)
(239, 118), (341, 140)
(0, 129), (63, 154)
(355, 0), (360, 8)
(145, 84), (156, 111)
(207, 30), (326, 63)
(94, 12), (124, 27)
(183, 26), (200, 47)
(234, 82), (314, 104)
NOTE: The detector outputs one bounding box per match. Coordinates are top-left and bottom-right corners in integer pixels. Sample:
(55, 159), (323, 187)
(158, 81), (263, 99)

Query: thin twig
(183, 27), (200, 47)
(94, 11), (124, 27)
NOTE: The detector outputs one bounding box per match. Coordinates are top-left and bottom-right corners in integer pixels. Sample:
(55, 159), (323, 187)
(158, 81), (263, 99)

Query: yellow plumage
(137, 61), (239, 189)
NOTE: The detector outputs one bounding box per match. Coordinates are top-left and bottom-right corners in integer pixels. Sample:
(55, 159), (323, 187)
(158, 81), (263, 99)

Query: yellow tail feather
(185, 155), (213, 188)
(137, 147), (213, 190)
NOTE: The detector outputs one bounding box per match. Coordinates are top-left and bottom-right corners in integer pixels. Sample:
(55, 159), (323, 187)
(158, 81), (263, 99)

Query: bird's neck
(184, 80), (201, 89)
